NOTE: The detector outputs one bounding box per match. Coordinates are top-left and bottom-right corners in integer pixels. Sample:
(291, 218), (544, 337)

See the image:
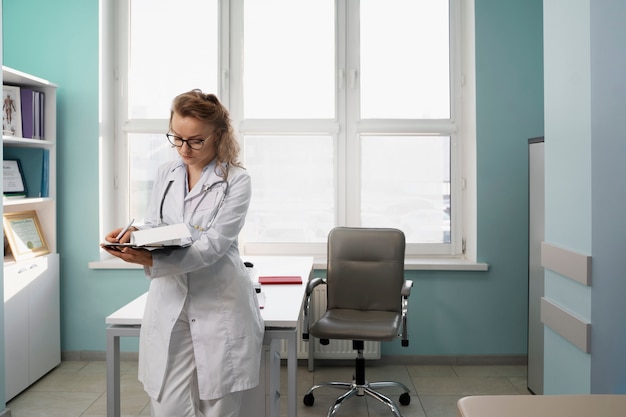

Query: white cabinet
(528, 137), (544, 394)
(3, 269), (29, 400)
(4, 254), (60, 400)
(2, 66), (60, 401)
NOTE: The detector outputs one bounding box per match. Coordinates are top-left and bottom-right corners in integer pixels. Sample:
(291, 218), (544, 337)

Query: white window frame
(99, 0), (478, 263)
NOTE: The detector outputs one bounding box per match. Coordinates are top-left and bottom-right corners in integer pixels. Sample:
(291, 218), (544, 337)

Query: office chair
(302, 227), (413, 417)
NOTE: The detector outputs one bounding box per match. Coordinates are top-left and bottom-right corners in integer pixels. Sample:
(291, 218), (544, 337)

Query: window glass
(109, 0), (464, 256)
(129, 0), (218, 119)
(360, 0), (450, 119)
(128, 133), (178, 223)
(243, 0), (335, 119)
(243, 135), (335, 242)
(361, 136), (451, 243)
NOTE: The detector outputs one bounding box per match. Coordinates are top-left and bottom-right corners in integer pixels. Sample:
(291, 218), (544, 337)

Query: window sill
(314, 257), (488, 271)
(402, 257), (488, 271)
(89, 256), (488, 271)
(88, 258), (143, 269)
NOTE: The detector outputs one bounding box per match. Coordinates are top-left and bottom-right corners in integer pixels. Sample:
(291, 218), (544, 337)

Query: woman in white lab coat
(103, 90), (264, 417)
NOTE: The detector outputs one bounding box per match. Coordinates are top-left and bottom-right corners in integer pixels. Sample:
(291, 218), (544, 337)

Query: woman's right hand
(103, 226), (137, 244)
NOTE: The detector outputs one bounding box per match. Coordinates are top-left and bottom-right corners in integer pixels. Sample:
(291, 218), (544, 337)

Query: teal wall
(543, 0), (592, 394)
(385, 0), (545, 357)
(589, 0), (626, 394)
(541, 0), (626, 396)
(2, 0), (543, 359)
(2, 0), (149, 355)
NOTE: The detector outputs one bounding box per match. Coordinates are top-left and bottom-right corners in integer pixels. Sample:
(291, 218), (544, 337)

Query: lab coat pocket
(192, 190), (220, 213)
(188, 190), (223, 231)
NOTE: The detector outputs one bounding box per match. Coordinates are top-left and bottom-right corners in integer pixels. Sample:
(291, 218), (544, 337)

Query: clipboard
(101, 223), (192, 251)
(258, 275), (302, 285)
(101, 242), (191, 251)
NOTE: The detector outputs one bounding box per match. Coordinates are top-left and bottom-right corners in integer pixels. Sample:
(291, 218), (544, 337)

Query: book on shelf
(37, 91), (45, 139)
(40, 148), (49, 198)
(33, 91), (42, 139)
(42, 96), (45, 138)
(20, 87), (35, 139)
(3, 86), (45, 140)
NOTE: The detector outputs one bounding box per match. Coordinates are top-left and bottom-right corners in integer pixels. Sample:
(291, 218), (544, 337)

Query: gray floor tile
(6, 360), (527, 417)
(419, 395), (465, 417)
(412, 375), (520, 396)
(452, 365), (527, 377)
(406, 365), (456, 378)
(7, 390), (101, 417)
(366, 394), (425, 417)
(508, 375), (532, 394)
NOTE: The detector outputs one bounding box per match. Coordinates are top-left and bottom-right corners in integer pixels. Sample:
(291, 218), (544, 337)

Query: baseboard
(0, 407), (12, 417)
(298, 354), (528, 368)
(379, 354), (528, 366)
(62, 350), (139, 361)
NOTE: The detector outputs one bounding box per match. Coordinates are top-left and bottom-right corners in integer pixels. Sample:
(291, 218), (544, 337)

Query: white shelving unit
(2, 66), (60, 401)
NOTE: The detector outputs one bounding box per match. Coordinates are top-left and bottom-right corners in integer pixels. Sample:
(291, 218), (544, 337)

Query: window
(101, 0), (473, 259)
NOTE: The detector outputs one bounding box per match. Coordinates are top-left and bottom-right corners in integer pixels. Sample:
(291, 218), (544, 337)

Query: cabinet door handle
(17, 263), (39, 273)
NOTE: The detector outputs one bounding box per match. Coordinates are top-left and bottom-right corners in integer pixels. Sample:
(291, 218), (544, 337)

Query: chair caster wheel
(303, 393), (315, 406)
(399, 392), (411, 405)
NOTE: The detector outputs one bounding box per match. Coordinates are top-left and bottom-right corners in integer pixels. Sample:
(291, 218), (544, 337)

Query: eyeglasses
(166, 133), (211, 150)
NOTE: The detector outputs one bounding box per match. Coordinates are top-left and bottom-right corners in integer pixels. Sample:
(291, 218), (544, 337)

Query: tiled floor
(6, 360), (529, 417)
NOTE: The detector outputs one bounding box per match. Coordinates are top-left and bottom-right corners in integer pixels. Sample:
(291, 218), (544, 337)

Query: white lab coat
(136, 158), (264, 401)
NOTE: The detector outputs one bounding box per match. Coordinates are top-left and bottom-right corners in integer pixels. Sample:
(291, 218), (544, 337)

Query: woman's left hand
(102, 245), (153, 267)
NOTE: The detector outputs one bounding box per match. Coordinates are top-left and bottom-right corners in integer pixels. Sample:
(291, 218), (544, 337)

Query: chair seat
(310, 309), (401, 341)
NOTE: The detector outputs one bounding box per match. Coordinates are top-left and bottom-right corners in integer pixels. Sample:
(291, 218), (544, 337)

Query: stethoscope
(159, 178), (229, 231)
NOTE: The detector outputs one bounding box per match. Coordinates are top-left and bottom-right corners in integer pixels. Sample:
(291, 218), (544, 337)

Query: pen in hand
(116, 219), (135, 240)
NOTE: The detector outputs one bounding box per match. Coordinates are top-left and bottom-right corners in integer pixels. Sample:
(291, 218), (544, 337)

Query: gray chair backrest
(326, 227), (406, 313)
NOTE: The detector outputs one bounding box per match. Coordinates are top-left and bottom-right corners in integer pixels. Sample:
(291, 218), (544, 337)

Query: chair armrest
(302, 277), (326, 340)
(307, 277), (326, 296)
(402, 279), (413, 297)
(401, 280), (413, 346)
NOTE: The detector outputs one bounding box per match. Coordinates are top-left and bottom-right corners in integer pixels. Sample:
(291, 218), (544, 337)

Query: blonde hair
(170, 89), (243, 179)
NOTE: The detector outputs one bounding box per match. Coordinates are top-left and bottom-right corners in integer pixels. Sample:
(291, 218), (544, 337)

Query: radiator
(278, 284), (381, 360)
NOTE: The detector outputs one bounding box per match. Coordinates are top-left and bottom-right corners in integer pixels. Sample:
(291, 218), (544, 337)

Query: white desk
(106, 256), (313, 417)
(457, 395), (626, 417)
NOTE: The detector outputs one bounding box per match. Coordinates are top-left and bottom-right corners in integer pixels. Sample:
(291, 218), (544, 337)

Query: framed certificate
(3, 159), (27, 197)
(3, 210), (50, 260)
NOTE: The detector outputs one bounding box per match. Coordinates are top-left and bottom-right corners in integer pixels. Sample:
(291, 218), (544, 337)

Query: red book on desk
(258, 275), (302, 284)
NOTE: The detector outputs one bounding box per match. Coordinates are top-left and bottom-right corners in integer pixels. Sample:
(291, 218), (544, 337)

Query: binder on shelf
(38, 91), (45, 139)
(33, 91), (41, 139)
(20, 88), (35, 139)
(40, 149), (49, 198)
